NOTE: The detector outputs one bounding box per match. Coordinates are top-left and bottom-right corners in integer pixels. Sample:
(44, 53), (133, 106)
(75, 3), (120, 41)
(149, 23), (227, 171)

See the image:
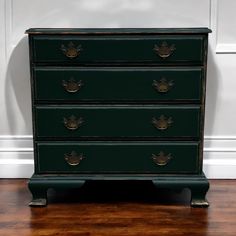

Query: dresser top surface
(25, 28), (211, 35)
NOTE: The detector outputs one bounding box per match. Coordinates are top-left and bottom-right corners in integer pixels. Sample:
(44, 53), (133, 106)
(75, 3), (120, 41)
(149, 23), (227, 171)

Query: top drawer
(31, 35), (205, 64)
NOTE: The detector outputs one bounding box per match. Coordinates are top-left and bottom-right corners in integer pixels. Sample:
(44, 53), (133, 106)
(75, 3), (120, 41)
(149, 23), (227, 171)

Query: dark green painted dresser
(26, 28), (211, 207)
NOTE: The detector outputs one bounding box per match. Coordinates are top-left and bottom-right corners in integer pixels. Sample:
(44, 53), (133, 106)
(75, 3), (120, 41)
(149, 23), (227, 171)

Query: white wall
(0, 0), (236, 178)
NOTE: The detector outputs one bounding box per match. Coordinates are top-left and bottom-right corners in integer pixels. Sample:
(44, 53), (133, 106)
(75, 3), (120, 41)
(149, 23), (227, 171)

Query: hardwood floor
(0, 179), (235, 236)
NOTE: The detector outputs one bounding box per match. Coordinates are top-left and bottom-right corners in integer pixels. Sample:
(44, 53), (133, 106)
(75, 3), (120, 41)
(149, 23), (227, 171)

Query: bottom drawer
(36, 142), (199, 174)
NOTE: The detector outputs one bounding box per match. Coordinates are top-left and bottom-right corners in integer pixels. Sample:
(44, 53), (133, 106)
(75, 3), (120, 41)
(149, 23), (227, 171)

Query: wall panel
(1, 0), (236, 178)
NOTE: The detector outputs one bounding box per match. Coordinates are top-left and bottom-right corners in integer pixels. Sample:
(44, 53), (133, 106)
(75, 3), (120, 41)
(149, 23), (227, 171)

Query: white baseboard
(0, 135), (236, 179)
(0, 135), (34, 178)
(203, 136), (236, 179)
(0, 154), (33, 178)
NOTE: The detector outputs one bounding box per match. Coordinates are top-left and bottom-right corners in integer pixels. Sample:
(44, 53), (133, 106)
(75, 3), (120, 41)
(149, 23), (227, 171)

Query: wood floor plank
(0, 179), (235, 236)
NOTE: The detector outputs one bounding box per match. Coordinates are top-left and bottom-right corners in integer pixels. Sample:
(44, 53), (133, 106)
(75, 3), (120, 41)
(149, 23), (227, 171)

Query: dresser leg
(28, 175), (86, 206)
(28, 180), (48, 207)
(29, 196), (48, 207)
(190, 188), (209, 208)
(152, 173), (209, 207)
(189, 175), (209, 208)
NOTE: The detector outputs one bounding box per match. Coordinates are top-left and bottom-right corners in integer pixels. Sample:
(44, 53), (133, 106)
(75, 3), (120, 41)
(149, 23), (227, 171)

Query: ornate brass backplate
(61, 41), (82, 59)
(152, 151), (172, 166)
(152, 115), (173, 130)
(153, 41), (175, 59)
(63, 115), (83, 130)
(62, 78), (83, 93)
(64, 151), (84, 166)
(152, 78), (174, 93)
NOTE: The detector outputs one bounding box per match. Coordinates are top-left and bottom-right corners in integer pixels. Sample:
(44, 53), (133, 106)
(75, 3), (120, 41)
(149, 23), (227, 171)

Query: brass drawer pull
(152, 151), (172, 166)
(152, 115), (173, 130)
(61, 41), (82, 59)
(62, 78), (83, 93)
(152, 78), (174, 93)
(63, 115), (83, 130)
(153, 41), (175, 59)
(64, 151), (84, 166)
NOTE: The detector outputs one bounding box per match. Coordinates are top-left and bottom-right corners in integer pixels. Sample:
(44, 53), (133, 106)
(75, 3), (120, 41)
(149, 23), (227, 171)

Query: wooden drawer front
(37, 142), (199, 174)
(35, 105), (200, 138)
(34, 67), (203, 102)
(32, 35), (204, 64)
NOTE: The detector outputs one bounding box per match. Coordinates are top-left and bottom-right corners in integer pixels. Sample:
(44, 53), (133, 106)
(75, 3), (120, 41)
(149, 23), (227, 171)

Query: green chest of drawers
(26, 28), (211, 207)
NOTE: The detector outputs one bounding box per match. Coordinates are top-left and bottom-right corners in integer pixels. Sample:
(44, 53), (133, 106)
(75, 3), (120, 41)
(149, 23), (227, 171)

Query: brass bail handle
(152, 151), (172, 166)
(64, 151), (85, 166)
(63, 115), (84, 131)
(152, 78), (174, 93)
(152, 115), (173, 131)
(62, 78), (83, 93)
(61, 41), (82, 59)
(153, 41), (175, 59)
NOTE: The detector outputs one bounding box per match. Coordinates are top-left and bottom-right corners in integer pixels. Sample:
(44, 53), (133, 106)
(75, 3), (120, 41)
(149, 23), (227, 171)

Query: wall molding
(216, 44), (236, 54)
(210, 0), (236, 54)
(5, 0), (13, 60)
(0, 135), (236, 178)
(209, 0), (218, 52)
(0, 0), (7, 81)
